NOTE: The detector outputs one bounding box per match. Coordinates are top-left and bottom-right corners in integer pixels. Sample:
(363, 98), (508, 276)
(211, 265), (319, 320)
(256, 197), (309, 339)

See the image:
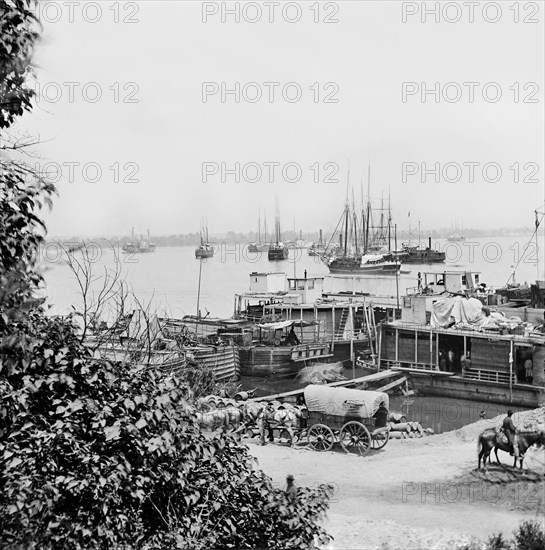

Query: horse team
(195, 395), (306, 444)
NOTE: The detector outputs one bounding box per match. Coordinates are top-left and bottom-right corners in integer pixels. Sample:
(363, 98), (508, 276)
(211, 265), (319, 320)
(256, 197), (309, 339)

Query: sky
(14, 0), (545, 237)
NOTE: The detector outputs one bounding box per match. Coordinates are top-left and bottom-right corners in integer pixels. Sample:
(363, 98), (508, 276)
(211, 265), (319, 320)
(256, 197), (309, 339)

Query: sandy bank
(246, 408), (545, 549)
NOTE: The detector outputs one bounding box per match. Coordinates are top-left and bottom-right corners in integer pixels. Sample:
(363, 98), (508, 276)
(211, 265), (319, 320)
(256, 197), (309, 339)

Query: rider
(502, 409), (519, 458)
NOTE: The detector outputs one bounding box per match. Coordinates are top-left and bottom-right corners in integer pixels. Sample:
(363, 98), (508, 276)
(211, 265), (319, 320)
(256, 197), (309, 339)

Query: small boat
(268, 242), (289, 261)
(398, 238), (445, 264)
(247, 242), (267, 253)
(308, 229), (327, 256)
(195, 243), (214, 259)
(268, 199), (288, 261)
(248, 210), (269, 253)
(122, 229), (156, 254)
(195, 222), (214, 259)
(447, 233), (465, 242)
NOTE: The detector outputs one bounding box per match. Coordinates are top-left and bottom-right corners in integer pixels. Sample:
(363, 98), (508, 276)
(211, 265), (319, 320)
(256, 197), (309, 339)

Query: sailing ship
(248, 210), (268, 253)
(268, 199), (289, 261)
(195, 222), (214, 259)
(122, 229), (156, 254)
(325, 197), (399, 274)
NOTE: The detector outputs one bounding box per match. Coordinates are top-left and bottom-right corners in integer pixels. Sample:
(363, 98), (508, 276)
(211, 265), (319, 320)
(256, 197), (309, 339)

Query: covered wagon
(303, 385), (390, 455)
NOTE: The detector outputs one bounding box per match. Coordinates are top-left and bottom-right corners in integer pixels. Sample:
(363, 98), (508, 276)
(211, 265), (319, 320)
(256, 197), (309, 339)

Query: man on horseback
(502, 410), (519, 458)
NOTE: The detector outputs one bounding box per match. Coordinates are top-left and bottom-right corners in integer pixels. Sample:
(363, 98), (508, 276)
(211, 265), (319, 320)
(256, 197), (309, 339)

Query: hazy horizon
(12, 1), (545, 236)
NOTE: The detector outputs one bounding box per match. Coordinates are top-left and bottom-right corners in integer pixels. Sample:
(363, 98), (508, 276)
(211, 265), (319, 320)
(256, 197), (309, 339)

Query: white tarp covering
(295, 362), (347, 384)
(303, 385), (389, 418)
(430, 297), (536, 332)
(256, 320), (294, 330)
(430, 296), (485, 328)
(360, 254), (385, 265)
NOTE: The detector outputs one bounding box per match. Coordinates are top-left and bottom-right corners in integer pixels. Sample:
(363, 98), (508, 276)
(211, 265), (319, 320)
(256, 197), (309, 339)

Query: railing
(463, 368), (517, 385)
(332, 328), (370, 341)
(381, 361), (440, 372)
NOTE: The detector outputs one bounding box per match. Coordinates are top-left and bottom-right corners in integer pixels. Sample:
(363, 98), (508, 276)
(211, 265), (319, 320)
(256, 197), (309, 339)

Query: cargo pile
(387, 412), (434, 439)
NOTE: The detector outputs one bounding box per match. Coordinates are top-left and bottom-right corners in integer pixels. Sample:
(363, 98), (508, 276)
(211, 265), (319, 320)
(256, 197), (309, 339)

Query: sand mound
(410, 406), (545, 446)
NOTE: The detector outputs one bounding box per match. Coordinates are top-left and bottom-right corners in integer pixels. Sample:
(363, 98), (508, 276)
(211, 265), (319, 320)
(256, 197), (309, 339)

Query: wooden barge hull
(403, 370), (544, 408)
(192, 345), (240, 381)
(378, 321), (545, 407)
(239, 343), (332, 377)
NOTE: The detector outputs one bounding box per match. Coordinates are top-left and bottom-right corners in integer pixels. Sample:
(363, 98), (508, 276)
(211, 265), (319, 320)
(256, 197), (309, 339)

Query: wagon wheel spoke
(307, 424), (335, 452)
(371, 430), (390, 450)
(340, 421), (371, 456)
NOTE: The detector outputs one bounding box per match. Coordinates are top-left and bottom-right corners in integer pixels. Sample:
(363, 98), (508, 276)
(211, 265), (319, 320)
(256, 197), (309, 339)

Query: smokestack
(319, 229), (323, 243)
(428, 237), (432, 250)
(339, 233), (343, 248)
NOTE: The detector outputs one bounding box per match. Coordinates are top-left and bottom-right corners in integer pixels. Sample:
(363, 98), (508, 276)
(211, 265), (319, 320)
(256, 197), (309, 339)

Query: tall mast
(366, 161), (371, 253)
(274, 195), (281, 244)
(394, 224), (400, 310)
(352, 187), (358, 254)
(344, 168), (350, 256)
(360, 177), (365, 253)
(388, 190), (392, 251)
(344, 204), (349, 257)
(258, 209), (261, 245)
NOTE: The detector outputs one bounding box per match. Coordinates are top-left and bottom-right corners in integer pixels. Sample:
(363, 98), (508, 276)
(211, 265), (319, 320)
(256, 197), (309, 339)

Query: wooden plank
(292, 353), (334, 363)
(327, 370), (398, 387)
(250, 369), (400, 402)
(374, 376), (407, 393)
(391, 366), (454, 377)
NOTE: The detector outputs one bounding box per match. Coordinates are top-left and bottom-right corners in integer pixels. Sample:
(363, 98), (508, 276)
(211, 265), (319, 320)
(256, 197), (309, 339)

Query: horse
(196, 410), (230, 432)
(477, 427), (545, 470)
(272, 405), (306, 446)
(242, 401), (266, 425)
(223, 406), (244, 432)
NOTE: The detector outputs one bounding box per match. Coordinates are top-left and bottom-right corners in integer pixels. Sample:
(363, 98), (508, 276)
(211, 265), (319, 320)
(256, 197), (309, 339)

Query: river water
(40, 236), (542, 432)
(42, 236), (542, 318)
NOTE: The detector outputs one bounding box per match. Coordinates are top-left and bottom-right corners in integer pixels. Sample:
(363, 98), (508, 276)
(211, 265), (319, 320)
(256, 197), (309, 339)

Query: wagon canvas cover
(304, 385), (389, 419)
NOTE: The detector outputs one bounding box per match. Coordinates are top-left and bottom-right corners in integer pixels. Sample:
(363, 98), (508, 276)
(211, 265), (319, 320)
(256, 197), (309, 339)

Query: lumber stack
(387, 414), (435, 439)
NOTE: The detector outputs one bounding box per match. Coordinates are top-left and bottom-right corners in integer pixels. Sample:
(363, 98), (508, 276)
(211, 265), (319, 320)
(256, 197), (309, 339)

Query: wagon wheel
(371, 430), (390, 450)
(307, 424), (335, 452)
(340, 421), (371, 456)
(278, 428), (293, 446)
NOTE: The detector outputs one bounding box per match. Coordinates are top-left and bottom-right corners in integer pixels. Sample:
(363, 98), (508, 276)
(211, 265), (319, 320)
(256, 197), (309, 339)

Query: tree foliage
(0, 315), (333, 549)
(0, 0), (39, 129)
(0, 2), (333, 548)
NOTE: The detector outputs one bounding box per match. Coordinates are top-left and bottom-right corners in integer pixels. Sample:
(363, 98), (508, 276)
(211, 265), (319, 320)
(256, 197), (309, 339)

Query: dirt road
(248, 433), (544, 549)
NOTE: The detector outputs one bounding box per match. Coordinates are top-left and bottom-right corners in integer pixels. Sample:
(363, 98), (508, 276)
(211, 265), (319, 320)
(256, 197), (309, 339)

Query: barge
(372, 291), (545, 407)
